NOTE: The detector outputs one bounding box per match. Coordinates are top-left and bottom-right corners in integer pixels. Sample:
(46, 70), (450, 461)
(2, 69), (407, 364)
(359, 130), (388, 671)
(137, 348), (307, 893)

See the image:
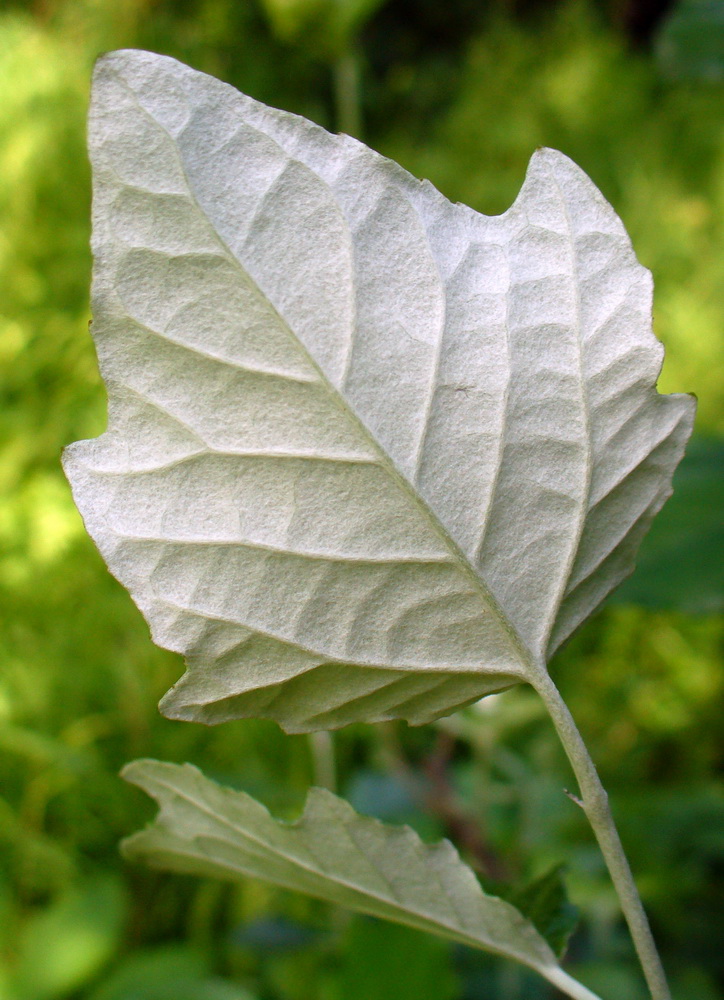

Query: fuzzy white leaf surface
(121, 760), (601, 1000)
(64, 50), (695, 731)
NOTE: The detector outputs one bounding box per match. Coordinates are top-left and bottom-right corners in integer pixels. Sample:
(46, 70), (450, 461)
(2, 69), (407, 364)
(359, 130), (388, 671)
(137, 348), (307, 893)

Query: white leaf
(121, 759), (601, 1000)
(63, 49), (695, 731)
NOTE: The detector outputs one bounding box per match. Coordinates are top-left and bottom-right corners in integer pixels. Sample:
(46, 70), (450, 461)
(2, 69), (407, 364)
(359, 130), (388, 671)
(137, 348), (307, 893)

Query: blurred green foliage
(0, 1), (721, 998)
(656, 0), (724, 82)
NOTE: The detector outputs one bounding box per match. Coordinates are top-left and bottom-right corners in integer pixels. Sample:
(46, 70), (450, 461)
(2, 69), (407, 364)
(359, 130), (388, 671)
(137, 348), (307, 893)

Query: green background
(0, 1), (722, 998)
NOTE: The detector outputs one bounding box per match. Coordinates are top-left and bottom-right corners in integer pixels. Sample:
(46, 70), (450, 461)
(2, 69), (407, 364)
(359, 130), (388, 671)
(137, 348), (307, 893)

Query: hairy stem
(530, 668), (671, 1000)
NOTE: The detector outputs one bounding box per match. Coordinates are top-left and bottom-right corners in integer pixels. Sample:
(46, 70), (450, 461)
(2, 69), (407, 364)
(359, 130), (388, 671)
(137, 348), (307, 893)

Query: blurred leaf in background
(656, 0), (724, 81)
(4, 876), (126, 1000)
(505, 866), (580, 960)
(614, 436), (724, 613)
(340, 918), (457, 1000)
(88, 944), (258, 1000)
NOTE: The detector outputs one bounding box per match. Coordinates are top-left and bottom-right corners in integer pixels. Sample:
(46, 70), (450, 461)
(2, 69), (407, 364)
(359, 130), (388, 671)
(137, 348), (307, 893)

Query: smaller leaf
(506, 865), (579, 959)
(122, 760), (601, 1000)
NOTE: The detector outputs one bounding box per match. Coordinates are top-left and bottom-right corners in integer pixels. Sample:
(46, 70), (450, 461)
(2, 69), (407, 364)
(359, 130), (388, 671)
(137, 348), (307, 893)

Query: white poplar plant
(64, 50), (695, 1000)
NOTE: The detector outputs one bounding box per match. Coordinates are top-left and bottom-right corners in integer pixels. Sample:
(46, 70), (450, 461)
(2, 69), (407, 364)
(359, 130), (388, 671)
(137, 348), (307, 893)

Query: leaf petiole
(530, 667), (672, 1000)
(542, 965), (604, 1000)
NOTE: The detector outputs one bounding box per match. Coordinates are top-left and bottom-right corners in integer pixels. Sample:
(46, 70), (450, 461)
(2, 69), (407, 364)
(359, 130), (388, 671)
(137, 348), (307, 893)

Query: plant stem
(529, 667), (671, 1000)
(333, 49), (362, 138)
(309, 730), (337, 792)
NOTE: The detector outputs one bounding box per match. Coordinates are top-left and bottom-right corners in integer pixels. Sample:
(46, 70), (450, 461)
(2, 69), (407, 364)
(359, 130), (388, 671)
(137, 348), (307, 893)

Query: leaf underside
(64, 49), (695, 732)
(121, 760), (563, 980)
